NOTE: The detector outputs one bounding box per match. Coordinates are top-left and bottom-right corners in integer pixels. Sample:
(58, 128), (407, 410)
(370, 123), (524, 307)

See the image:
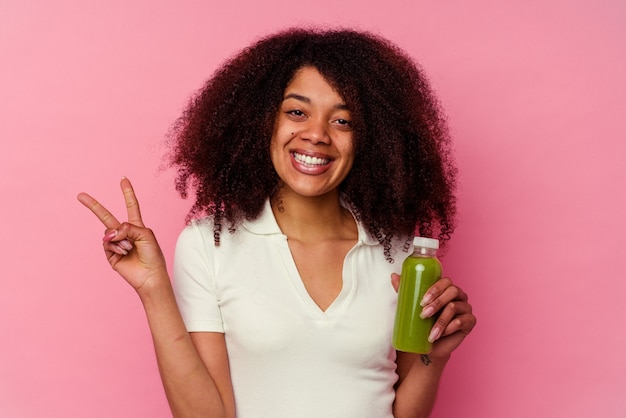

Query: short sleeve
(173, 222), (224, 333)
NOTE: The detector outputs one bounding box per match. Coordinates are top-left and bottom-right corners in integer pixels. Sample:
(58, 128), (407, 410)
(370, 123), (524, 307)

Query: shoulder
(347, 201), (412, 262)
(176, 200), (282, 256)
(176, 218), (216, 253)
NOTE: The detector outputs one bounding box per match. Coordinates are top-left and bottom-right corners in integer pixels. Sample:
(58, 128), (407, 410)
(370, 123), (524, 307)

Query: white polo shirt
(173, 199), (406, 418)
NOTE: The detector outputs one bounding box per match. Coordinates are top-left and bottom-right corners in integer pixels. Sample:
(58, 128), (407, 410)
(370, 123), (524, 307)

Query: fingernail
(114, 244), (128, 255)
(428, 327), (440, 343)
(119, 239), (133, 251)
(421, 293), (433, 307)
(103, 230), (117, 242)
(420, 306), (435, 319)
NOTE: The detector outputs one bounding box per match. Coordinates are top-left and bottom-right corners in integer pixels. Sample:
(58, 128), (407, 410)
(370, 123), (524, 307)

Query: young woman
(78, 28), (476, 418)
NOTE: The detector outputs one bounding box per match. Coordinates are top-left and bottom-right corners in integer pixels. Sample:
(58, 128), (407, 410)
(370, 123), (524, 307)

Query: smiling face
(270, 66), (355, 199)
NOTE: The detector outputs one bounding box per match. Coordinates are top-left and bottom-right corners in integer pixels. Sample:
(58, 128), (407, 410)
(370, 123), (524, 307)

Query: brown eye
(333, 118), (352, 130)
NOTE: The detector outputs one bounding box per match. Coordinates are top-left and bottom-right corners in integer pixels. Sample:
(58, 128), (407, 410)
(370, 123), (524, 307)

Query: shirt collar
(241, 199), (283, 235)
(242, 198), (379, 246)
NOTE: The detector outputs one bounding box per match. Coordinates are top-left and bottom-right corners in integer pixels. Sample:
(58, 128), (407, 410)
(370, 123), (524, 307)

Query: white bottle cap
(413, 236), (439, 249)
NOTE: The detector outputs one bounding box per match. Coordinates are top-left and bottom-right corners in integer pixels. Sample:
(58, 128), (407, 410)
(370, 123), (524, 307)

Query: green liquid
(392, 255), (442, 354)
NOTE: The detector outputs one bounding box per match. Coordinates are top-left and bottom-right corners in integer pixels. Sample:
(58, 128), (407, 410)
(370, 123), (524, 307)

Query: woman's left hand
(391, 274), (476, 359)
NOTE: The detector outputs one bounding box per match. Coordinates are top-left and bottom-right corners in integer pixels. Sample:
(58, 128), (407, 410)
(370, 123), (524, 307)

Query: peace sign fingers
(77, 178), (143, 257)
(77, 177), (145, 229)
(77, 178), (168, 292)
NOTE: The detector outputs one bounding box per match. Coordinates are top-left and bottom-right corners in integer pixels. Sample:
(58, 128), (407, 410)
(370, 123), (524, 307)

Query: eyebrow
(283, 93), (349, 110)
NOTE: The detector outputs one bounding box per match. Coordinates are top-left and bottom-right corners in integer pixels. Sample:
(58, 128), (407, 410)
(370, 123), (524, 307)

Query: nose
(301, 118), (330, 144)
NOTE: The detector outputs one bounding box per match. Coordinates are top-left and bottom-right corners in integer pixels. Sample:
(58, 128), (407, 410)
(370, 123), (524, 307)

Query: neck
(271, 188), (357, 243)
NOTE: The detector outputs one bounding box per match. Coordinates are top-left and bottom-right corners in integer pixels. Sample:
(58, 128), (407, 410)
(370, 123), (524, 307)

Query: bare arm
(393, 352), (448, 418)
(77, 178), (235, 418)
(139, 277), (235, 418)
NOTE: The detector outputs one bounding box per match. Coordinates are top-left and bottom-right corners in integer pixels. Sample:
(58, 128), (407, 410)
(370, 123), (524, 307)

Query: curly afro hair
(168, 27), (457, 260)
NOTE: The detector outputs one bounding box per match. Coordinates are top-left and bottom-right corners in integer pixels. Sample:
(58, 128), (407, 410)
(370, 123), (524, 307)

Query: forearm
(138, 273), (231, 418)
(393, 353), (449, 418)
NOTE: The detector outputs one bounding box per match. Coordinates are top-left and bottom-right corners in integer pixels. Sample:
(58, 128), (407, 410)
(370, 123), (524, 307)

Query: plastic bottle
(392, 237), (442, 354)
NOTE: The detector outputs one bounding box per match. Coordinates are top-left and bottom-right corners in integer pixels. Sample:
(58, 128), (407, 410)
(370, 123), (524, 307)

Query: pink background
(1, 0), (625, 417)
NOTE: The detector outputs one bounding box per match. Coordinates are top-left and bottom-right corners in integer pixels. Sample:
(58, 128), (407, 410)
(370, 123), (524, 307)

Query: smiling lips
(291, 151), (332, 174)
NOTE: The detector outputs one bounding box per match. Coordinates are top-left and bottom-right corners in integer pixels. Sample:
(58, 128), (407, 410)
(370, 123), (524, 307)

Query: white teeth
(293, 152), (330, 166)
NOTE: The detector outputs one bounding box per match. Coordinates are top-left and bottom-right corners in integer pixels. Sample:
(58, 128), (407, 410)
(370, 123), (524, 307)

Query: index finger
(120, 177), (144, 227)
(77, 192), (121, 229)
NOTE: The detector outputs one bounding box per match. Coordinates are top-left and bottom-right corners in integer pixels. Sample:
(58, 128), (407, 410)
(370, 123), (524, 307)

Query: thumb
(390, 273), (400, 292)
(102, 228), (134, 254)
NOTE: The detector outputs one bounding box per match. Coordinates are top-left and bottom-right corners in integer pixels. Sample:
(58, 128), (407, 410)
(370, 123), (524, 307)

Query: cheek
(343, 136), (356, 163)
(269, 134), (290, 174)
(269, 137), (279, 165)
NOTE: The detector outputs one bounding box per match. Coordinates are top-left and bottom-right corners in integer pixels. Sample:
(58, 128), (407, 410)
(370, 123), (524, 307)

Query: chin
(282, 182), (338, 198)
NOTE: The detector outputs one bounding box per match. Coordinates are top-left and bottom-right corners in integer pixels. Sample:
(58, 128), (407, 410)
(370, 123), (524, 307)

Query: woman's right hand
(77, 177), (167, 293)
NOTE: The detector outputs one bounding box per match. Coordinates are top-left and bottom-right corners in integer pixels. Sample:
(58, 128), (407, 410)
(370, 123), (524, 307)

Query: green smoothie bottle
(392, 237), (442, 354)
